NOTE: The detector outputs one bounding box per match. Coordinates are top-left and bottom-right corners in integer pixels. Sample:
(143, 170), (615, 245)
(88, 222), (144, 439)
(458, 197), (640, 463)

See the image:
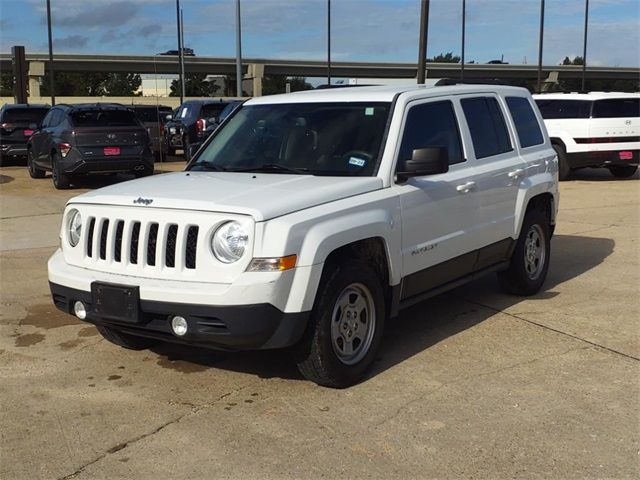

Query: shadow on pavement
(150, 233), (615, 385)
(568, 167), (639, 182)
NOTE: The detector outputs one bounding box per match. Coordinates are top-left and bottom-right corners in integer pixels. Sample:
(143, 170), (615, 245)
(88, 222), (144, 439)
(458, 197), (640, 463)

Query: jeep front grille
(84, 217), (198, 270)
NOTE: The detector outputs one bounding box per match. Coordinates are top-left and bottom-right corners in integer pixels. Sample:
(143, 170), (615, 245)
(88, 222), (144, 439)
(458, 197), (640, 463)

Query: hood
(69, 172), (383, 221)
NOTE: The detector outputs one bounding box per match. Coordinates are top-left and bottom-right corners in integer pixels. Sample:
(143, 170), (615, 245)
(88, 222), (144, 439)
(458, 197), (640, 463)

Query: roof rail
(315, 84), (381, 89)
(434, 78), (509, 86)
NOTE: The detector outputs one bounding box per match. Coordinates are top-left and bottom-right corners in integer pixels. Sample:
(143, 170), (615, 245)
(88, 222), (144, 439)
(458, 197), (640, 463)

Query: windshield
(189, 102), (391, 176)
(3, 108), (49, 124)
(71, 109), (139, 127)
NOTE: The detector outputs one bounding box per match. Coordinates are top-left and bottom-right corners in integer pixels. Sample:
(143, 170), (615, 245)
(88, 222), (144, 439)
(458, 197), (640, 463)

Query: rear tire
(295, 262), (386, 388)
(552, 143), (570, 181)
(27, 149), (46, 178)
(51, 152), (71, 189)
(609, 165), (637, 178)
(96, 324), (158, 350)
(498, 208), (551, 296)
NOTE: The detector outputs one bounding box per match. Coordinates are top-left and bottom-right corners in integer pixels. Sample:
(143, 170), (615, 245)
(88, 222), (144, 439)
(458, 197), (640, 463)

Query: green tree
(429, 52), (461, 63)
(1, 71), (14, 96)
(103, 73), (142, 96)
(170, 73), (220, 97)
(262, 75), (313, 96)
(40, 72), (141, 96)
(561, 56), (584, 65)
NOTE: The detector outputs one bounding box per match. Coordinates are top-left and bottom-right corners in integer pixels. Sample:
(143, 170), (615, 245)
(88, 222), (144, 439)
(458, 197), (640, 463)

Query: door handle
(508, 168), (525, 179)
(456, 181), (476, 193)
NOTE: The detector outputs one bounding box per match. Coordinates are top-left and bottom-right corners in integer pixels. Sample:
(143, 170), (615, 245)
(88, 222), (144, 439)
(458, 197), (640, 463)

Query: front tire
(27, 149), (46, 178)
(51, 152), (71, 189)
(96, 324), (158, 350)
(498, 208), (551, 296)
(609, 165), (637, 178)
(295, 262), (386, 388)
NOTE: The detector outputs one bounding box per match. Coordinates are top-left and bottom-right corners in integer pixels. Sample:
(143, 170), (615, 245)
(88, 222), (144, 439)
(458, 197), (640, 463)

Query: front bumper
(50, 282), (309, 350)
(47, 250), (313, 350)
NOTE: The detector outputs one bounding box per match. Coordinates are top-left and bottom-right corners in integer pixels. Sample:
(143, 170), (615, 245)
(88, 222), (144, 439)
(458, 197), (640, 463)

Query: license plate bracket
(619, 151), (633, 160)
(91, 282), (140, 323)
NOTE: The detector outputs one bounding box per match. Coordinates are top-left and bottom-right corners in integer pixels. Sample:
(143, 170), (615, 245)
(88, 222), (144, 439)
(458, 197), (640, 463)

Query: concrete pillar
(28, 61), (45, 100)
(244, 63), (264, 97)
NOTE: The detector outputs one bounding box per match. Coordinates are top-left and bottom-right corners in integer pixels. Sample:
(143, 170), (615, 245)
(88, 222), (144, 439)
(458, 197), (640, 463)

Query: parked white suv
(534, 92), (639, 180)
(49, 83), (558, 387)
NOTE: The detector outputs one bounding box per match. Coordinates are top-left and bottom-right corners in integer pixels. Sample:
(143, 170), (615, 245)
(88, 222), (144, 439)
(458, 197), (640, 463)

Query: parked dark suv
(0, 104), (50, 164)
(164, 100), (230, 159)
(27, 103), (153, 189)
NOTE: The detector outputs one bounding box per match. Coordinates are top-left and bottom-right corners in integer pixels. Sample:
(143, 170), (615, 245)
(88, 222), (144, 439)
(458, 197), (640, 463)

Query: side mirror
(397, 147), (449, 180)
(28, 123), (38, 130)
(165, 114), (173, 121)
(207, 117), (218, 125)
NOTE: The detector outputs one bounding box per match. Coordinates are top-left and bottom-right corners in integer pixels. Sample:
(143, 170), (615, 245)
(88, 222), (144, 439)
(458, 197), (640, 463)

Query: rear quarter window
(506, 97), (544, 148)
(592, 98), (640, 118)
(535, 99), (592, 119)
(461, 97), (512, 159)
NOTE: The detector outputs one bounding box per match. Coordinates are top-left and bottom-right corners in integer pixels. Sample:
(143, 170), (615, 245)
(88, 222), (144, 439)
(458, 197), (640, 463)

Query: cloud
(53, 35), (89, 50)
(64, 1), (140, 27)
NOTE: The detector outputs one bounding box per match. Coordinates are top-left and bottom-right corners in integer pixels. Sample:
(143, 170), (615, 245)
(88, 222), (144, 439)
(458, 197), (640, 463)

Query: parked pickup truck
(48, 82), (558, 387)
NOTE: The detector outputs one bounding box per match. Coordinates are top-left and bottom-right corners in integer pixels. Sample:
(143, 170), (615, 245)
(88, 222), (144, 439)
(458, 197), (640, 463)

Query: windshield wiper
(189, 162), (224, 172)
(229, 163), (310, 175)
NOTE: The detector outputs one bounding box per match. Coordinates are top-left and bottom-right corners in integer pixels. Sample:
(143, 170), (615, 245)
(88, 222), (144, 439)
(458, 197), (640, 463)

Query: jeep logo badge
(133, 197), (153, 205)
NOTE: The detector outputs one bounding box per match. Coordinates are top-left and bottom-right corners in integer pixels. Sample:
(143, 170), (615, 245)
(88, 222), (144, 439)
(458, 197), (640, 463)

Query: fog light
(73, 301), (87, 320)
(171, 316), (188, 336)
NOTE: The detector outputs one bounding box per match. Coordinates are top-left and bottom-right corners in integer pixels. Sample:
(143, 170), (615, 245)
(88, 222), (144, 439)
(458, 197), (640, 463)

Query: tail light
(196, 118), (206, 133)
(58, 143), (71, 157)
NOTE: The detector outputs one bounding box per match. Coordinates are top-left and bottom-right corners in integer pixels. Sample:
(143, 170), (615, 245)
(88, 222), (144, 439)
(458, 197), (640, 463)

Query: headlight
(211, 221), (248, 263)
(67, 209), (82, 247)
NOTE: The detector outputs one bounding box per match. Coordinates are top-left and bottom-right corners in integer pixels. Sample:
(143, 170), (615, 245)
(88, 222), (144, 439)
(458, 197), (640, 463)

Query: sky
(0, 0), (638, 68)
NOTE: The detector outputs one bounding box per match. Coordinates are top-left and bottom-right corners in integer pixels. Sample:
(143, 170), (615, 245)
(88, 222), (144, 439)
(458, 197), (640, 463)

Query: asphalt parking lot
(1, 161), (638, 479)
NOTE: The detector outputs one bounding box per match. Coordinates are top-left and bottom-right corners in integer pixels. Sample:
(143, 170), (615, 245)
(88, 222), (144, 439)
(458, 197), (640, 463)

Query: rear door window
(70, 110), (139, 127)
(398, 100), (464, 167)
(535, 99), (592, 119)
(461, 97), (512, 159)
(506, 97), (544, 148)
(592, 98), (640, 118)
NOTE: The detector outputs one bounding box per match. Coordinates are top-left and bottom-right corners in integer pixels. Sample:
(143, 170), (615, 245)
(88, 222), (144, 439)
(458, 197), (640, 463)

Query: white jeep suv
(534, 92), (639, 180)
(49, 83), (558, 387)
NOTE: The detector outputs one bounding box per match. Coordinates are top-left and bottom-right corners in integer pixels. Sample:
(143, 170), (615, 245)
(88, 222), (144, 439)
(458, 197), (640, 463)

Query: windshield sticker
(349, 157), (366, 167)
(365, 107), (374, 116)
